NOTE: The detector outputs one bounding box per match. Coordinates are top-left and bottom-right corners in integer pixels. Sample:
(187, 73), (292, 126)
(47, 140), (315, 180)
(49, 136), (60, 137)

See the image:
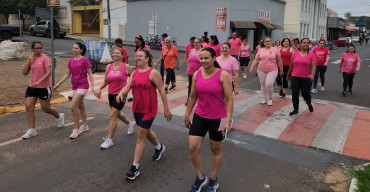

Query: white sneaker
(57, 113), (65, 128)
(311, 89), (317, 93)
(100, 137), (114, 149)
(243, 74), (247, 79)
(78, 125), (89, 133)
(22, 129), (37, 139)
(321, 86), (325, 91)
(267, 100), (273, 106)
(70, 129), (80, 139)
(127, 121), (136, 135)
(260, 100), (267, 104)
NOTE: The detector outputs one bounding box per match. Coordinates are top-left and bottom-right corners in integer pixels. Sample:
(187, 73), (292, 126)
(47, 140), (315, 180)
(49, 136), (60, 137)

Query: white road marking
(331, 59), (341, 64)
(0, 117), (95, 148)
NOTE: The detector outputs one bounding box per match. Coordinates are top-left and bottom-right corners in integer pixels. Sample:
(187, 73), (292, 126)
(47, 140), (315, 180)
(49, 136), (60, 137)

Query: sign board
(216, 7), (227, 31)
(35, 8), (52, 18)
(257, 10), (270, 23)
(152, 11), (157, 21)
(47, 0), (60, 7)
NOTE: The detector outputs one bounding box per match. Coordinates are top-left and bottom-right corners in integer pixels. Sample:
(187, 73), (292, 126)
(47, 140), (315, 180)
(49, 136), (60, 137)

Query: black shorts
(240, 57), (250, 66)
(134, 113), (155, 129)
(25, 87), (52, 100)
(109, 94), (126, 110)
(189, 113), (226, 141)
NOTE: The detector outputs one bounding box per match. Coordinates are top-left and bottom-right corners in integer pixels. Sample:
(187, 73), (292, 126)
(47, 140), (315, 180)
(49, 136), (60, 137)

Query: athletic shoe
(279, 89), (283, 96)
(57, 113), (65, 128)
(342, 91), (347, 97)
(152, 144), (165, 161)
(165, 87), (168, 94)
(69, 129), (80, 139)
(78, 125), (89, 133)
(310, 89), (317, 93)
(190, 174), (208, 192)
(100, 137), (113, 149)
(243, 74), (247, 79)
(205, 177), (219, 192)
(127, 121), (136, 135)
(308, 103), (314, 112)
(321, 86), (325, 91)
(127, 97), (133, 102)
(348, 90), (353, 95)
(281, 93), (286, 98)
(22, 129), (37, 139)
(260, 100), (267, 104)
(169, 85), (176, 90)
(126, 165), (140, 181)
(267, 100), (273, 106)
(289, 110), (299, 116)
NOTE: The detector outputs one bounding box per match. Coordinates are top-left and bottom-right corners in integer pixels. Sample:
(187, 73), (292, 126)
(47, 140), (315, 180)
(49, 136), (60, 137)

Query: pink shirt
(187, 50), (201, 76)
(135, 45), (151, 56)
(228, 38), (242, 55)
(291, 51), (317, 78)
(29, 54), (51, 88)
(280, 47), (292, 66)
(106, 63), (128, 94)
(216, 56), (239, 81)
(240, 44), (250, 57)
(341, 53), (360, 74)
(186, 44), (194, 55)
(256, 47), (280, 71)
(207, 43), (222, 57)
(68, 56), (91, 90)
(201, 43), (207, 48)
(120, 46), (129, 62)
(194, 69), (226, 119)
(313, 47), (330, 66)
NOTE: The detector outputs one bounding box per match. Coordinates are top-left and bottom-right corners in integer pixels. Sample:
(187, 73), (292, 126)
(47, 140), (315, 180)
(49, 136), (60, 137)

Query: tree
(345, 12), (352, 21)
(0, 0), (18, 24)
(17, 0), (47, 30)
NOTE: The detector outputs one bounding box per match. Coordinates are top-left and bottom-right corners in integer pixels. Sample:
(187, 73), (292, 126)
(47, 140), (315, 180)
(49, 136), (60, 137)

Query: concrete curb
(349, 163), (370, 192)
(0, 97), (69, 115)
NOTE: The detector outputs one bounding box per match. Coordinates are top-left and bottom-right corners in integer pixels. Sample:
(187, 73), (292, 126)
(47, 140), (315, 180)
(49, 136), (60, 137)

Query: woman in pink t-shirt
(238, 39), (252, 79)
(114, 38), (129, 64)
(338, 45), (361, 96)
(21, 41), (65, 139)
(216, 42), (240, 95)
(94, 48), (136, 149)
(250, 37), (283, 106)
(184, 47), (233, 191)
(207, 35), (222, 57)
(311, 40), (330, 93)
(185, 38), (202, 105)
(287, 38), (317, 116)
(53, 42), (95, 139)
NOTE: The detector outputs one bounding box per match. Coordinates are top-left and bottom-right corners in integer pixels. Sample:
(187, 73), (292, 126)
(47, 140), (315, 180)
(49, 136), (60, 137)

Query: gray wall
(126, 0), (285, 47)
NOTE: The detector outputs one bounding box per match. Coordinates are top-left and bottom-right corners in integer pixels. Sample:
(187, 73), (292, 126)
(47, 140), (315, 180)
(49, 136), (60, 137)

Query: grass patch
(352, 164), (370, 192)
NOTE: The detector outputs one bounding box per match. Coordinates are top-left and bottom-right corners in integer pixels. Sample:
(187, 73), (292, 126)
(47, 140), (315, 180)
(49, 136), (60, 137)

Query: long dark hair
(139, 48), (153, 67)
(201, 47), (221, 68)
(345, 44), (356, 53)
(135, 35), (145, 51)
(209, 35), (219, 46)
(281, 38), (291, 47)
(261, 37), (271, 48)
(299, 38), (310, 53)
(75, 42), (86, 56)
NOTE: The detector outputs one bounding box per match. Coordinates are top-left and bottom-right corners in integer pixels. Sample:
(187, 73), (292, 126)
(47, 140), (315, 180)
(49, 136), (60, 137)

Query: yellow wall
(72, 3), (102, 36)
(73, 11), (82, 33)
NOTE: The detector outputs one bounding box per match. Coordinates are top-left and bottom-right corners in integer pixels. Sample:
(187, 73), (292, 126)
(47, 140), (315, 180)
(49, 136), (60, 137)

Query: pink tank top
(280, 47), (292, 66)
(106, 63), (127, 94)
(187, 52), (201, 76)
(240, 44), (250, 57)
(194, 69), (226, 119)
(131, 68), (158, 120)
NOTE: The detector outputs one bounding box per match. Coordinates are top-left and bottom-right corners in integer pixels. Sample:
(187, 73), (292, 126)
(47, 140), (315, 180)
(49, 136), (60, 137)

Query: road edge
(0, 97), (69, 115)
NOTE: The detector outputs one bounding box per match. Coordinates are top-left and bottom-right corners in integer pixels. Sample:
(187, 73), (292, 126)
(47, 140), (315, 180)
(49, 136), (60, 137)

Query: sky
(327, 0), (370, 17)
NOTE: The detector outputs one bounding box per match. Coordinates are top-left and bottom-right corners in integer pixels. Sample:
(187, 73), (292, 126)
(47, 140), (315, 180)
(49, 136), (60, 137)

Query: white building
(284, 0), (327, 40)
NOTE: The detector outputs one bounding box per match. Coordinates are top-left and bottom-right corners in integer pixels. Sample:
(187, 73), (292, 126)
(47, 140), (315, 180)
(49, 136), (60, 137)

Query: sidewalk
(58, 73), (370, 161)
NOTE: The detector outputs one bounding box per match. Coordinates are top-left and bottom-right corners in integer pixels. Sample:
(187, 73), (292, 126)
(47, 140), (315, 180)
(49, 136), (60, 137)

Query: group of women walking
(21, 32), (361, 191)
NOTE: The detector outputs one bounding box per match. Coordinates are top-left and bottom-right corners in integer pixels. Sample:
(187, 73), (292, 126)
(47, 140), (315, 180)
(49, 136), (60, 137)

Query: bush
(352, 164), (370, 192)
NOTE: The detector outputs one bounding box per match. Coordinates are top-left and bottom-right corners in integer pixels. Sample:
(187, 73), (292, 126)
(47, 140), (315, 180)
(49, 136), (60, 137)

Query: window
(301, 0), (304, 11)
(300, 23), (303, 38)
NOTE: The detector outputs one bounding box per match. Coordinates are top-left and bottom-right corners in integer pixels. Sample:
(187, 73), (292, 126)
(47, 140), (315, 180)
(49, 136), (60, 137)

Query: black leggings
(276, 66), (290, 89)
(342, 72), (356, 92)
(165, 68), (176, 85)
(187, 75), (193, 100)
(290, 76), (312, 111)
(313, 66), (327, 89)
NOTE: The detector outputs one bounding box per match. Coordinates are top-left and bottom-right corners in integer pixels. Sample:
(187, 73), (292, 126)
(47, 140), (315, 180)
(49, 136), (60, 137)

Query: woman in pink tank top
(184, 47), (233, 191)
(94, 48), (136, 149)
(186, 38), (202, 106)
(276, 38), (295, 98)
(116, 49), (172, 181)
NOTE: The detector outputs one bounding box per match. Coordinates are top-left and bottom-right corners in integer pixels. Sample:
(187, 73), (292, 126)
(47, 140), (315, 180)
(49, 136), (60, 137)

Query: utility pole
(107, 0), (111, 43)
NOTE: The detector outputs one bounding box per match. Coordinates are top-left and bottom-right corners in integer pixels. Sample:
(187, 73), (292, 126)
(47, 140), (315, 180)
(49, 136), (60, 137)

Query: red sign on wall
(216, 7), (227, 31)
(47, 0), (60, 7)
(257, 10), (270, 23)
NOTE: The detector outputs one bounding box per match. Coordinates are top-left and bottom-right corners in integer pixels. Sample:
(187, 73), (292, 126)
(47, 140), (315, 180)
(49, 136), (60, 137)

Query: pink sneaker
(78, 125), (89, 133)
(70, 129), (80, 139)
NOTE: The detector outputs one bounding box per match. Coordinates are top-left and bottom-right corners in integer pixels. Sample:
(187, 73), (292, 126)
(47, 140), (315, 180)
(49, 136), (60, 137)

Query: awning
(271, 23), (284, 30)
(259, 22), (276, 30)
(230, 21), (256, 29)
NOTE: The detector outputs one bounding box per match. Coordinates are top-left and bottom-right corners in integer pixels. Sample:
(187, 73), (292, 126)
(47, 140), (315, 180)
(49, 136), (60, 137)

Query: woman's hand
(164, 109), (172, 121)
(94, 88), (101, 99)
(176, 65), (179, 70)
(309, 75), (314, 81)
(30, 81), (40, 89)
(52, 84), (59, 92)
(222, 121), (232, 136)
(184, 115), (191, 129)
(116, 93), (124, 103)
(338, 68), (341, 73)
(234, 89), (239, 95)
(249, 68), (253, 74)
(279, 70), (284, 77)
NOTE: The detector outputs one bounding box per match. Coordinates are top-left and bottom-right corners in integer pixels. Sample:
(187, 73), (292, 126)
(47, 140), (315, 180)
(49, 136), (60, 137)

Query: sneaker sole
(154, 145), (165, 161)
(22, 132), (37, 139)
(126, 171), (140, 181)
(100, 143), (114, 149)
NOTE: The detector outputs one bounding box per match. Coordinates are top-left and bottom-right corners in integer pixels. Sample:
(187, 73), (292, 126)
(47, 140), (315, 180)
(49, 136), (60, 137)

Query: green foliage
(352, 164), (370, 192)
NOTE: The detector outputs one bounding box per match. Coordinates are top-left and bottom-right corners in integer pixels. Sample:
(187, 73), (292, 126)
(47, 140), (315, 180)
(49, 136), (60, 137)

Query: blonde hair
(113, 47), (124, 57)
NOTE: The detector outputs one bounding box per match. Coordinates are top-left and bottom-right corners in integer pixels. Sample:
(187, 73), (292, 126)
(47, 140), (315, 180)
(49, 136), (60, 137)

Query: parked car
(351, 36), (359, 44)
(0, 24), (22, 40)
(338, 37), (352, 46)
(29, 18), (61, 38)
(58, 26), (68, 39)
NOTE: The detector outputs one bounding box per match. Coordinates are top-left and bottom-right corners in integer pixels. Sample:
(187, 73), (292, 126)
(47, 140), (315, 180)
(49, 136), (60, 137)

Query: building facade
(125, 0), (286, 49)
(284, 0), (327, 40)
